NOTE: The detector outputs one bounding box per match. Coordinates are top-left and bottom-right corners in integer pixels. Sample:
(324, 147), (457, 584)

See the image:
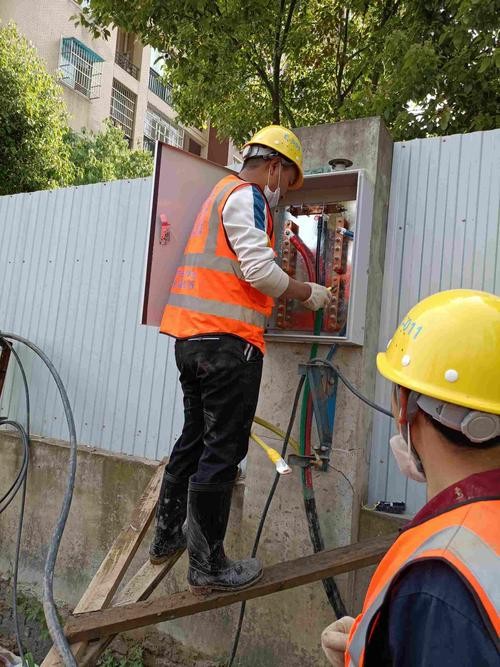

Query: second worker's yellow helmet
(377, 289), (500, 415)
(243, 125), (304, 190)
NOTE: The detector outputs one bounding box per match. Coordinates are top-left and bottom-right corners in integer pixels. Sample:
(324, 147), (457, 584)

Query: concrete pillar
(224, 117), (393, 664)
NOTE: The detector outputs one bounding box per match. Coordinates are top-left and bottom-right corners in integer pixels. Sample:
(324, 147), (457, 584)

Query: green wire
(300, 309), (323, 497)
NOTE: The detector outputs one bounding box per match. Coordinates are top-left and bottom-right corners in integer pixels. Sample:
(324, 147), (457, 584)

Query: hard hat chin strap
(415, 393), (500, 444)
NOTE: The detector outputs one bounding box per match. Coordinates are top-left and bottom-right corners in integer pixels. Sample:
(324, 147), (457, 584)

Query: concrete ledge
(352, 507), (408, 612)
(359, 507), (409, 538)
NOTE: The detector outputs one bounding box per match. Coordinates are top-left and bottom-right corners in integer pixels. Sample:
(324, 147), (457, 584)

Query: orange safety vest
(346, 500), (500, 666)
(160, 174), (275, 354)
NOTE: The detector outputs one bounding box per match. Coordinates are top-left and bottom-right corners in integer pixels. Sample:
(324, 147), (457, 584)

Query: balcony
(148, 68), (173, 106)
(115, 51), (140, 80)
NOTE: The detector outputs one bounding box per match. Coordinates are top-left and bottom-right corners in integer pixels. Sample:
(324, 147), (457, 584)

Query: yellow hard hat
(377, 289), (500, 415)
(243, 125), (304, 190)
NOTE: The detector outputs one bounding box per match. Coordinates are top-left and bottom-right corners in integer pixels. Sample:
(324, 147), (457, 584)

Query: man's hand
(321, 616), (355, 666)
(302, 282), (333, 311)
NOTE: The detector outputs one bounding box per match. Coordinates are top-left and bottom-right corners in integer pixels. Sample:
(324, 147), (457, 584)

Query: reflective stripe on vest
(160, 175), (274, 353)
(167, 293), (267, 328)
(181, 252), (244, 278)
(346, 501), (500, 667)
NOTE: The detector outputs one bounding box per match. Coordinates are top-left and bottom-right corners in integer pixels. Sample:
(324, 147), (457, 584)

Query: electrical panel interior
(265, 170), (373, 346)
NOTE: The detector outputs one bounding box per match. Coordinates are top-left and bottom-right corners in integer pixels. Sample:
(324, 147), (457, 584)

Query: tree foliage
(0, 22), (153, 196)
(66, 120), (153, 186)
(76, 0), (499, 143)
(0, 22), (73, 195)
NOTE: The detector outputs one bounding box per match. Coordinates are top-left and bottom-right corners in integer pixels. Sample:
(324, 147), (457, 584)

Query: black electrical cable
(0, 420), (29, 515)
(0, 420), (30, 664)
(309, 358), (393, 418)
(13, 450), (29, 667)
(302, 493), (347, 617)
(227, 374), (305, 667)
(302, 219), (347, 619)
(0, 333), (78, 667)
(227, 347), (391, 664)
(301, 356), (392, 619)
(1, 338), (32, 665)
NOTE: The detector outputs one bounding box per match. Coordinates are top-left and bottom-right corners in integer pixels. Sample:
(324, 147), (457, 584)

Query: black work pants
(165, 335), (263, 485)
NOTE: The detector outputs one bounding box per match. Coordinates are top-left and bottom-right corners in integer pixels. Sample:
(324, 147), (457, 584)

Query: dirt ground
(0, 578), (222, 666)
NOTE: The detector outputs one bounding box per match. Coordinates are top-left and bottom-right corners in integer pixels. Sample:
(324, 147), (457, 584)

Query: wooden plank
(41, 462), (166, 666)
(80, 551), (184, 666)
(65, 534), (396, 643)
(115, 554), (184, 605)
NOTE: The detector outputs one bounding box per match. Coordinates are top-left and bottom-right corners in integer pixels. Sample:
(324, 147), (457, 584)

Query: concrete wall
(254, 118), (393, 606)
(0, 432), (400, 666)
(0, 433), (338, 664)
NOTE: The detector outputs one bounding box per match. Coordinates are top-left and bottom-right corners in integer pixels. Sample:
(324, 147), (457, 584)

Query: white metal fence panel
(0, 178), (184, 460)
(368, 129), (500, 514)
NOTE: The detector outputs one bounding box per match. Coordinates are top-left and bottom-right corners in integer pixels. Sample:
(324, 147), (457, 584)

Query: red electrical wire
(289, 232), (318, 488)
(289, 234), (315, 282)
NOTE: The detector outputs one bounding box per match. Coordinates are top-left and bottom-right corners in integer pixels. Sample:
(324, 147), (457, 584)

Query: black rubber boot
(149, 471), (188, 564)
(187, 480), (263, 594)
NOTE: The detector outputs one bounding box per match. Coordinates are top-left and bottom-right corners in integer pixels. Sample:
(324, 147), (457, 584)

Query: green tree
(75, 0), (498, 142)
(0, 22), (73, 195)
(66, 120), (153, 185)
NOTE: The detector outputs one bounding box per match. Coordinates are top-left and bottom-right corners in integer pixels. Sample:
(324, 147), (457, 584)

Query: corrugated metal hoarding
(368, 129), (500, 514)
(0, 178), (184, 460)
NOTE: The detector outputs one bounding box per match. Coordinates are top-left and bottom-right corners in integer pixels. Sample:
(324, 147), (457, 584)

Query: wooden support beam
(80, 552), (184, 666)
(65, 533), (396, 643)
(41, 462), (166, 666)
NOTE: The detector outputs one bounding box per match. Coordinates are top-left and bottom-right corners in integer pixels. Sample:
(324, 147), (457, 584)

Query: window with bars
(143, 108), (184, 151)
(110, 80), (136, 143)
(59, 37), (103, 99)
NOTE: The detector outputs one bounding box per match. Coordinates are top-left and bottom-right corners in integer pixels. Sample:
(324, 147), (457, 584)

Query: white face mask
(389, 423), (427, 483)
(264, 162), (281, 208)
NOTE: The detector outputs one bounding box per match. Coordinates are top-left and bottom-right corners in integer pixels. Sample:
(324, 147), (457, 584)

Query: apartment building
(1, 0), (230, 163)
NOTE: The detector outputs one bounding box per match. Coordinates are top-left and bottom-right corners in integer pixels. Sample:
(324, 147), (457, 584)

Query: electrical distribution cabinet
(265, 170), (374, 346)
(142, 143), (374, 346)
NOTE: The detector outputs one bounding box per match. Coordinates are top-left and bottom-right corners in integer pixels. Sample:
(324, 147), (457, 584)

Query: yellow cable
(253, 415), (300, 453)
(250, 432), (292, 475)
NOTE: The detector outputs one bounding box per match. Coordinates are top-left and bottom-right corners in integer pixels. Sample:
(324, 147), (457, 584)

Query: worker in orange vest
(322, 289), (500, 666)
(150, 125), (333, 593)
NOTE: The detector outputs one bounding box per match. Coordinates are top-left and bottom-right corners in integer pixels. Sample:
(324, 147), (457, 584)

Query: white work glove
(302, 282), (332, 311)
(321, 616), (355, 667)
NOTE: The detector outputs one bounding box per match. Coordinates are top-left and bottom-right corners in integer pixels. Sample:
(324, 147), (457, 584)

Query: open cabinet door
(142, 142), (233, 326)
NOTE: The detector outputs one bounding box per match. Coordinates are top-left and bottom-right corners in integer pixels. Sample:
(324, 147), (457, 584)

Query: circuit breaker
(265, 170), (374, 346)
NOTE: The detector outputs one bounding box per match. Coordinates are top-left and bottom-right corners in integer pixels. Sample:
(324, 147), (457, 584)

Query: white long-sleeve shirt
(221, 184), (290, 298)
